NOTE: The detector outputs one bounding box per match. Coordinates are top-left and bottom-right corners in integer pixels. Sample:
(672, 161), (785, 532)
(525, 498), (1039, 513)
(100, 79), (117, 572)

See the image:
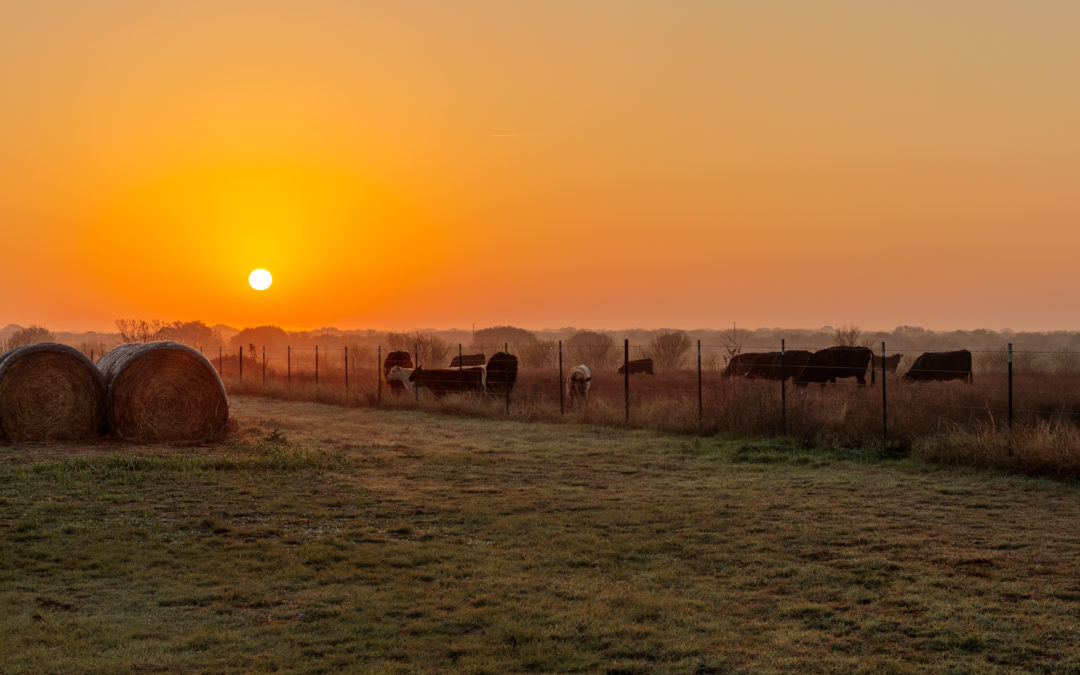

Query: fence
(206, 339), (1080, 451)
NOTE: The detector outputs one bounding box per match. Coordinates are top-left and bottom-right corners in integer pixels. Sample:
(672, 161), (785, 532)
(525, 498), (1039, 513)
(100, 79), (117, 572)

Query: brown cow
(794, 346), (874, 386)
(617, 358), (653, 375)
(449, 353), (486, 368)
(408, 365), (486, 396)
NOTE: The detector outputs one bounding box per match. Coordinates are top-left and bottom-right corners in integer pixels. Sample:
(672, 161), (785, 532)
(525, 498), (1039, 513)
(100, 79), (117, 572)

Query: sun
(248, 268), (272, 291)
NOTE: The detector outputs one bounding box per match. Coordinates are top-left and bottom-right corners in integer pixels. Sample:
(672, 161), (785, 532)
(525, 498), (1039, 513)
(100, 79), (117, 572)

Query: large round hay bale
(0, 343), (106, 441)
(98, 341), (229, 442)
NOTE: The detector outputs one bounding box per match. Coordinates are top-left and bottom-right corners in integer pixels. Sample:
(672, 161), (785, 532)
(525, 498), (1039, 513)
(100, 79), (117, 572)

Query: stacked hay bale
(0, 343), (106, 441)
(98, 341), (229, 442)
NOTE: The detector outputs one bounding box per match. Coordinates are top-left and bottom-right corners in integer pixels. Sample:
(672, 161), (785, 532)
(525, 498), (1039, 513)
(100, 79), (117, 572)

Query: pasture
(3, 396), (1080, 672)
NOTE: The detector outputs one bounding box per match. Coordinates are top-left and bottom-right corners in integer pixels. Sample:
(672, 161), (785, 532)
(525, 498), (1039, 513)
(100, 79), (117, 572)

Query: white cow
(386, 365), (416, 394)
(565, 364), (591, 406)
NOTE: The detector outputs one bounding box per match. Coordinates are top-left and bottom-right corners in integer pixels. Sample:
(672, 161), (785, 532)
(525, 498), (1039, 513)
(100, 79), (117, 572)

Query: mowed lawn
(3, 397), (1080, 673)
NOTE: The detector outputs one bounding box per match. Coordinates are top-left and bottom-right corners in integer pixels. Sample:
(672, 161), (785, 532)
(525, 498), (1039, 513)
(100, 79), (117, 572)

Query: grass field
(4, 396), (1080, 672)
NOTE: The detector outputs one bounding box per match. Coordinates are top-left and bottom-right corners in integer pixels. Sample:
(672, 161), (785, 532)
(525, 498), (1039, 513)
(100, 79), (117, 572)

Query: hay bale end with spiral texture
(98, 341), (229, 442)
(0, 342), (106, 441)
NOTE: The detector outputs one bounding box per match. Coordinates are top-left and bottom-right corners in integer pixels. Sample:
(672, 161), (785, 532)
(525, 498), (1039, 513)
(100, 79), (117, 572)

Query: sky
(2, 1), (1078, 333)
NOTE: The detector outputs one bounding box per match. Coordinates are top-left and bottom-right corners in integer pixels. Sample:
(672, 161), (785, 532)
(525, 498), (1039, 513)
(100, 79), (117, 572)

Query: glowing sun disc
(248, 268), (272, 291)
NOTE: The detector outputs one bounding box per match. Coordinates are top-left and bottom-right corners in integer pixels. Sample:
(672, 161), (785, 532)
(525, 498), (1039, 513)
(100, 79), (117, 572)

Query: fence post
(239, 346), (243, 380)
(459, 343), (464, 388)
(624, 338), (630, 423)
(219, 346), (222, 374)
(415, 343), (420, 402)
(377, 345), (382, 406)
(882, 341), (887, 452)
(505, 343), (510, 416)
(780, 339), (786, 434)
(697, 340), (703, 421)
(559, 340), (564, 416)
(345, 346), (349, 395)
(287, 346), (291, 388)
(262, 346), (266, 386)
(1008, 343), (1013, 449)
(315, 345), (319, 387)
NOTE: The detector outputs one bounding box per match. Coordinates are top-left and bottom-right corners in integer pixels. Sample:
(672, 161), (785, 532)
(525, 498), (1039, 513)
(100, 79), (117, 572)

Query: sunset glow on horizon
(2, 2), (1078, 334)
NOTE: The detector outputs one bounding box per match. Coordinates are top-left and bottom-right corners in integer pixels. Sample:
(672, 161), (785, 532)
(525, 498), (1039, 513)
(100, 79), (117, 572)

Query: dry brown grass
(220, 365), (1080, 480)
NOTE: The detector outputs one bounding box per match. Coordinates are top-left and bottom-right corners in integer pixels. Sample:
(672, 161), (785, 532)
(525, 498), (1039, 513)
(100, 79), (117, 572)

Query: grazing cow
(794, 346), (875, 386)
(486, 352), (518, 396)
(723, 351), (813, 379)
(565, 365), (591, 406)
(383, 351), (414, 392)
(903, 350), (973, 383)
(449, 353), (486, 368)
(722, 352), (761, 378)
(408, 365), (486, 396)
(872, 353), (903, 374)
(385, 366), (416, 394)
(617, 358), (654, 375)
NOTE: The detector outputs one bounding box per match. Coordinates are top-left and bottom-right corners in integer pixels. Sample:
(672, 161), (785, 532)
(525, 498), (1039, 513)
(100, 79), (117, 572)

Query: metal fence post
(345, 346), (349, 395)
(1002, 341), (1010, 436)
(697, 340), (703, 421)
(239, 346), (243, 380)
(780, 339), (786, 434)
(315, 345), (319, 387)
(377, 345), (382, 406)
(219, 346), (222, 374)
(287, 346), (291, 388)
(262, 346), (266, 386)
(624, 338), (630, 423)
(882, 341), (887, 452)
(559, 340), (564, 416)
(505, 343), (510, 416)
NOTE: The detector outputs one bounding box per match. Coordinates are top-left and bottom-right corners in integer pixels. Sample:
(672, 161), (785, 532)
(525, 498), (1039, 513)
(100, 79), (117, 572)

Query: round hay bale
(98, 341), (229, 442)
(0, 343), (106, 441)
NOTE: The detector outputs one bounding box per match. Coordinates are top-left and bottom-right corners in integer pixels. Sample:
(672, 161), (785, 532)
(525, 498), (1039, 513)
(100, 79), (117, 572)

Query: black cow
(872, 353), (903, 374)
(383, 351), (414, 392)
(409, 366), (486, 396)
(449, 353), (486, 368)
(486, 352), (518, 396)
(617, 358), (654, 375)
(722, 352), (763, 378)
(724, 351), (813, 379)
(794, 346), (874, 386)
(903, 350), (973, 383)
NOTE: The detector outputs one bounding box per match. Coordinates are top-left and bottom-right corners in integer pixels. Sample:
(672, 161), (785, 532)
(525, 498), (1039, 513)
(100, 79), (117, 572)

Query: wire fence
(206, 339), (1080, 449)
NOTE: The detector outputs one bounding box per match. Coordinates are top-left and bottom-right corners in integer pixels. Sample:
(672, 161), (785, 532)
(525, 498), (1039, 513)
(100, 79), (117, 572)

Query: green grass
(3, 396), (1080, 672)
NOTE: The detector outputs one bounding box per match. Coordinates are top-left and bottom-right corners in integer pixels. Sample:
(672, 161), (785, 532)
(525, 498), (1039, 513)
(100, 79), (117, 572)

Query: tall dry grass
(220, 364), (1080, 479)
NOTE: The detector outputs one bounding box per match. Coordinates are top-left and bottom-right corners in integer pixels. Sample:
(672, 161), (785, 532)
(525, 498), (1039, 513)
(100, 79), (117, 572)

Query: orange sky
(2, 1), (1078, 333)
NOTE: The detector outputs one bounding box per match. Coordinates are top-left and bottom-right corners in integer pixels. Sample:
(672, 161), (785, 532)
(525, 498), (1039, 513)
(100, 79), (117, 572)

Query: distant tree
(834, 324), (863, 347)
(472, 326), (538, 352)
(517, 340), (558, 369)
(161, 320), (220, 350)
(720, 322), (748, 366)
(229, 325), (289, 351)
(565, 331), (616, 369)
(4, 325), (55, 351)
(648, 331), (692, 370)
(387, 331), (451, 367)
(115, 318), (165, 343)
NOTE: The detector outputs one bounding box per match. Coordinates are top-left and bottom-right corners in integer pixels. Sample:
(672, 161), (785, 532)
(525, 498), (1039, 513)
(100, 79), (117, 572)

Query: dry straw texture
(0, 342), (106, 441)
(97, 341), (229, 442)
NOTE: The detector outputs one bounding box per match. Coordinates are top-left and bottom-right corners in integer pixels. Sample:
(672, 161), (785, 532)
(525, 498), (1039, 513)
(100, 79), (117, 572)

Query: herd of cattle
(722, 346), (973, 385)
(378, 347), (973, 403)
